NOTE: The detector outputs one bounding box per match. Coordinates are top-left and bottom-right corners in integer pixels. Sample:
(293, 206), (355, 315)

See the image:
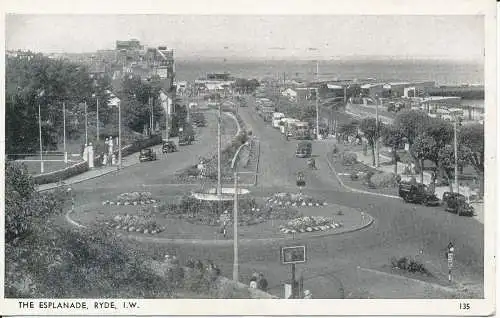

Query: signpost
(447, 242), (454, 282)
(281, 246), (306, 298)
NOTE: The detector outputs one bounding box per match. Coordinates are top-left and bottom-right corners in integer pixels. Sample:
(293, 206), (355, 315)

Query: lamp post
(453, 117), (459, 196)
(118, 100), (122, 170)
(233, 170), (239, 281)
(92, 94), (100, 142)
(315, 88), (320, 141)
(217, 99), (222, 196)
(375, 94), (380, 167)
(63, 101), (67, 164)
(38, 102), (44, 173)
(84, 100), (88, 146)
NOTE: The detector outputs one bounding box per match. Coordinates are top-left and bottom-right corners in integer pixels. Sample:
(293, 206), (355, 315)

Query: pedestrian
(249, 272), (258, 289)
(303, 289), (312, 299)
(196, 260), (204, 272)
(257, 273), (268, 292)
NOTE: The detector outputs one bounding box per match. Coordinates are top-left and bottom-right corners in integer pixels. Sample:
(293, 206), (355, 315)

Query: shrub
(390, 256), (431, 276)
(370, 172), (399, 188)
(33, 161), (89, 185)
(342, 152), (357, 165)
(350, 171), (359, 180)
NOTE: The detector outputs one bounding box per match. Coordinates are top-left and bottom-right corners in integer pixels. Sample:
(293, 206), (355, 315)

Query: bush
(390, 256), (431, 276)
(33, 161), (89, 185)
(341, 152), (357, 165)
(370, 172), (399, 188)
(350, 171), (359, 180)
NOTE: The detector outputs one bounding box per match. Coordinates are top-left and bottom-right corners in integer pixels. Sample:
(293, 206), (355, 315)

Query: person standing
(249, 272), (258, 289)
(257, 273), (268, 292)
(303, 289), (312, 299)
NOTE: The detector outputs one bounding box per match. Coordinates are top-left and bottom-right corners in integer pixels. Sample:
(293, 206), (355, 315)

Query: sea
(175, 59), (484, 87)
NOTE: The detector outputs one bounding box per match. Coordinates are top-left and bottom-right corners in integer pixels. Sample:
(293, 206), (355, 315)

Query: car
(162, 141), (177, 153)
(178, 134), (194, 146)
(295, 141), (312, 158)
(398, 182), (441, 206)
(442, 192), (475, 216)
(139, 148), (157, 162)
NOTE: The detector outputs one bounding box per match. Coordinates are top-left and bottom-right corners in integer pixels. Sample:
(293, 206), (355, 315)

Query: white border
(0, 0), (496, 316)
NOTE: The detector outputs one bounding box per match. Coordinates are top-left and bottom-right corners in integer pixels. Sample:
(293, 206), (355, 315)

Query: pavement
(62, 95), (484, 299)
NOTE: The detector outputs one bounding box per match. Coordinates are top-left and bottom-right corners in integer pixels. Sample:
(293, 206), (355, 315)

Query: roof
(327, 84), (343, 89)
(361, 83), (384, 89)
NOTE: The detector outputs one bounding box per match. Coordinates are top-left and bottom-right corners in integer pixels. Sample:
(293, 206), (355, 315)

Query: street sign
(447, 252), (454, 269)
(282, 246), (306, 264)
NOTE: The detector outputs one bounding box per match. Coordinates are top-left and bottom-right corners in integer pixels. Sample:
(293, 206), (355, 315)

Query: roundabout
(67, 188), (375, 244)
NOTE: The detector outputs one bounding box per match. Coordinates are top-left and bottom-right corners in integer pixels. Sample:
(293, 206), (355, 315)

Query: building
(360, 83), (385, 98)
(116, 39), (143, 51)
(282, 88), (298, 101)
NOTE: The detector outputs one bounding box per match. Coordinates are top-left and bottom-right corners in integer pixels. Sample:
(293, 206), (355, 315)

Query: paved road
(66, 97), (484, 299)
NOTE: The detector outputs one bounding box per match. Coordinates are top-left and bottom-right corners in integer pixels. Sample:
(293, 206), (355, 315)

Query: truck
(289, 121), (311, 140)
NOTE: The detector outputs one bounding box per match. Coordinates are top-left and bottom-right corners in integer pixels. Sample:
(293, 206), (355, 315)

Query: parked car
(162, 141), (177, 153)
(442, 192), (475, 216)
(295, 141), (312, 158)
(398, 182), (441, 206)
(139, 148), (157, 162)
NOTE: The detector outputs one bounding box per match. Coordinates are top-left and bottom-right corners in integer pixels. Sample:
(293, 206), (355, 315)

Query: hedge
(33, 160), (89, 185)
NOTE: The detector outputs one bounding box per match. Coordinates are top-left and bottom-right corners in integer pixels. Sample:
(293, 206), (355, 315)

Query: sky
(6, 15), (484, 61)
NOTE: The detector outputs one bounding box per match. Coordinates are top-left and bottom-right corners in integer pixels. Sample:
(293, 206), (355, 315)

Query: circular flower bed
(104, 214), (165, 235)
(157, 195), (301, 227)
(101, 192), (158, 206)
(266, 193), (327, 208)
(280, 216), (343, 234)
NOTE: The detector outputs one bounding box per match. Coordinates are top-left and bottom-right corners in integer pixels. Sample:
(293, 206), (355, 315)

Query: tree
(6, 52), (98, 154)
(437, 144), (472, 193)
(382, 124), (405, 174)
(458, 123), (484, 197)
(394, 110), (430, 148)
(338, 119), (359, 142)
(411, 134), (438, 184)
(360, 117), (383, 166)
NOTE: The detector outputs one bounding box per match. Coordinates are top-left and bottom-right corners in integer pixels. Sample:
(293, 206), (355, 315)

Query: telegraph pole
(118, 101), (122, 170)
(96, 96), (100, 142)
(316, 88), (320, 140)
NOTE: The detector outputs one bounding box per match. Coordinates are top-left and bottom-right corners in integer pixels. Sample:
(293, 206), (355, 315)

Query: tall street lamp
(375, 94), (380, 167)
(92, 94), (100, 142)
(118, 100), (122, 170)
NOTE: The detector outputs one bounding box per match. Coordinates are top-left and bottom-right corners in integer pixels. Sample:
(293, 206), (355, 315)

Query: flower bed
(101, 192), (158, 206)
(266, 192), (328, 208)
(104, 214), (165, 235)
(280, 216), (343, 234)
(153, 195), (301, 227)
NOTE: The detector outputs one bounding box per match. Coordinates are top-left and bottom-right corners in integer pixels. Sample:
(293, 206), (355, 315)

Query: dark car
(162, 141), (177, 153)
(178, 134), (194, 146)
(442, 192), (475, 216)
(139, 148), (157, 162)
(296, 141), (312, 158)
(398, 182), (441, 206)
